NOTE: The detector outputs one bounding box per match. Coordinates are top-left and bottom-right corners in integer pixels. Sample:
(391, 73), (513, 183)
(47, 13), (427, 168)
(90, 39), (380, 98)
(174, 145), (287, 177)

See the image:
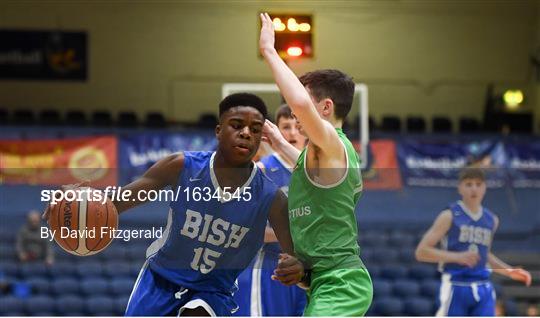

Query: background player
(259, 13), (373, 316)
(234, 104), (307, 316)
(415, 168), (532, 316)
(43, 93), (305, 316)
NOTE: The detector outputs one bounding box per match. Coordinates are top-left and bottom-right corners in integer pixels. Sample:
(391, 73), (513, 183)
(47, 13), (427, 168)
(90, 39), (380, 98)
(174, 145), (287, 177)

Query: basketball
(47, 187), (118, 256)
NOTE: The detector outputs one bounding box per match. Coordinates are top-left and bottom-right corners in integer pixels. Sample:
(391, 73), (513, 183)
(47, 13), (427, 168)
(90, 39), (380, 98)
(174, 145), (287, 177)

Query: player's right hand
(41, 181), (90, 221)
(259, 12), (275, 53)
(455, 250), (480, 268)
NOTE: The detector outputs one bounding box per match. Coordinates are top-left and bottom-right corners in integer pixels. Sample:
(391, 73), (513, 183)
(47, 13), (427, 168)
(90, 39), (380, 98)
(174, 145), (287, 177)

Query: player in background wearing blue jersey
(234, 105), (307, 316)
(416, 168), (532, 316)
(43, 93), (305, 317)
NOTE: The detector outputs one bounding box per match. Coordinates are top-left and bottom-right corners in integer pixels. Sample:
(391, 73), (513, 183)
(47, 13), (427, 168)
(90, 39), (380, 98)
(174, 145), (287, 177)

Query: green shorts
(304, 268), (373, 316)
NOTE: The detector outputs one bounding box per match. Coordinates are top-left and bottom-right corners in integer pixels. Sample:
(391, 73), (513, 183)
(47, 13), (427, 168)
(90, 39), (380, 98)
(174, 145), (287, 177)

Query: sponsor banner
(119, 131), (217, 183)
(0, 30), (87, 80)
(358, 140), (403, 190)
(506, 141), (540, 188)
(0, 136), (117, 186)
(397, 140), (507, 187)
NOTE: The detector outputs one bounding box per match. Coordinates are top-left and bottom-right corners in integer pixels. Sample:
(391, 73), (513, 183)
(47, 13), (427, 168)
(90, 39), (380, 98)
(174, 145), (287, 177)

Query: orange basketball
(48, 187), (118, 256)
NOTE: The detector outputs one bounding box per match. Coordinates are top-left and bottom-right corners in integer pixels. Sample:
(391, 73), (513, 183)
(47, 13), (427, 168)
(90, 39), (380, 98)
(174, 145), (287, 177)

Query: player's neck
(461, 200), (482, 214)
(213, 151), (253, 188)
(326, 116), (343, 129)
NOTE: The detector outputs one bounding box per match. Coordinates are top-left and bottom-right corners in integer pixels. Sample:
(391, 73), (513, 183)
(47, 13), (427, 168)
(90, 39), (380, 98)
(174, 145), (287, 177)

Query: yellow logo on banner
(69, 146), (108, 181)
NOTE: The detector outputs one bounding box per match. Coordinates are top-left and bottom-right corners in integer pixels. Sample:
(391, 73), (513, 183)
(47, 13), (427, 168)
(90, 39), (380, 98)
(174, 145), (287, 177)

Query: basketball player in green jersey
(259, 13), (373, 316)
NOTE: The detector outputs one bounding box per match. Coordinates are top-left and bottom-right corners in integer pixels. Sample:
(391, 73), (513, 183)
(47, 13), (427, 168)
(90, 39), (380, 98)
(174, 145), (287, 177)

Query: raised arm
(415, 210), (480, 267)
(259, 13), (341, 155)
(262, 119), (300, 166)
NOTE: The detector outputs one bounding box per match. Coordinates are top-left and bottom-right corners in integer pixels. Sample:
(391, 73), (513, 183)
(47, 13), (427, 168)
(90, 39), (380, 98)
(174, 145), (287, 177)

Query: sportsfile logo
(41, 186), (253, 204)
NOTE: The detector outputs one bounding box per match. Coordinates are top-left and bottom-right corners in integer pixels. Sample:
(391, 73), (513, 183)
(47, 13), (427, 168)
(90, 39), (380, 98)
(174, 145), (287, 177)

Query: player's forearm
(415, 245), (460, 264)
(488, 253), (513, 276)
(261, 48), (313, 114)
(273, 136), (301, 165)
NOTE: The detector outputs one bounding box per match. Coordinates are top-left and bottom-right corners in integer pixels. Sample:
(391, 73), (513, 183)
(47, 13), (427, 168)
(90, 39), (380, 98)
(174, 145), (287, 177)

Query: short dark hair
(459, 168), (486, 182)
(219, 93), (268, 119)
(275, 104), (293, 124)
(299, 69), (355, 120)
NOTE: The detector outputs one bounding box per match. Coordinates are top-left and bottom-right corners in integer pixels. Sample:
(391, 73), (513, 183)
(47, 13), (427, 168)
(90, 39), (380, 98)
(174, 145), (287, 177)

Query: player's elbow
(287, 95), (312, 112)
(415, 245), (427, 262)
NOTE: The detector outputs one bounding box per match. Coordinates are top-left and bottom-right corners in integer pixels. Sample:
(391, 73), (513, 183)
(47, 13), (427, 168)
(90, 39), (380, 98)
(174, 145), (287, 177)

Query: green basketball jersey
(288, 128), (364, 272)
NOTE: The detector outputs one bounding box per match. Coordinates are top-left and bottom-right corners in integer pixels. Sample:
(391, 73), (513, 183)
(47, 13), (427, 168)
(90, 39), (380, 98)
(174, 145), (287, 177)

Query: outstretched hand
(271, 253), (304, 286)
(508, 268), (532, 286)
(259, 12), (275, 53)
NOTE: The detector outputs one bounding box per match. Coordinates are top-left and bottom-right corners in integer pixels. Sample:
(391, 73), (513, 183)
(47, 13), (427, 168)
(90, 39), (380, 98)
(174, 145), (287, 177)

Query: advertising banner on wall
(506, 141), (540, 188)
(0, 30), (87, 80)
(397, 140), (507, 187)
(119, 131), (217, 183)
(0, 136), (117, 186)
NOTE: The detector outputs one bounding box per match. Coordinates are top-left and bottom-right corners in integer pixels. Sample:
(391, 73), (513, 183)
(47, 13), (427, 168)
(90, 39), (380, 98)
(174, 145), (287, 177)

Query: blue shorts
(126, 261), (238, 316)
(436, 275), (495, 316)
(233, 245), (306, 316)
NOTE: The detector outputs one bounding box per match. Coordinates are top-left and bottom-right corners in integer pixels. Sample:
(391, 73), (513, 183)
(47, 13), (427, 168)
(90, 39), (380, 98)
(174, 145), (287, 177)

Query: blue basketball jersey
(440, 201), (496, 282)
(259, 153), (292, 195)
(146, 151), (279, 294)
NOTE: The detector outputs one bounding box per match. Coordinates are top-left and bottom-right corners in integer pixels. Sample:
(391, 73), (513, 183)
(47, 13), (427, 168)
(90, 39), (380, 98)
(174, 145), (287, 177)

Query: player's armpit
(267, 189), (295, 255)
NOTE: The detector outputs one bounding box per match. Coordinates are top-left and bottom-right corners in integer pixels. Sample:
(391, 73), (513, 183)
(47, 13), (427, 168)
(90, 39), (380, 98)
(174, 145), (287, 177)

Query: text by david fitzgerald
(41, 227), (163, 242)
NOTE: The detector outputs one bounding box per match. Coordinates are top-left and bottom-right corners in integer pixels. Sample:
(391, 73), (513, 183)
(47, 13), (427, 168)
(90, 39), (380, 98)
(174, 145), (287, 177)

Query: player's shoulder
(183, 151), (212, 161)
(482, 207), (499, 223)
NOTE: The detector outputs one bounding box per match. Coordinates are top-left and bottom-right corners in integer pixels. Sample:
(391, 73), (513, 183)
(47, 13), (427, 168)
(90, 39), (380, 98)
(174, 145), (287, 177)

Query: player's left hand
(271, 253), (304, 286)
(508, 268), (532, 286)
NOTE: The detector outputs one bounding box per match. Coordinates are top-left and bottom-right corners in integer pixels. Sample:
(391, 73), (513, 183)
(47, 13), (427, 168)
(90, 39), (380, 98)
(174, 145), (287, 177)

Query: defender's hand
(271, 253), (304, 286)
(262, 119), (284, 148)
(259, 12), (275, 54)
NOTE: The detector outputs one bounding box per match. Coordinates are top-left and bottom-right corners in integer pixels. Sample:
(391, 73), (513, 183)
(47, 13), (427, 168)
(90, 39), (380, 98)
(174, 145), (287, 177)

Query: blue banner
(119, 131), (217, 183)
(397, 140), (507, 187)
(506, 141), (540, 188)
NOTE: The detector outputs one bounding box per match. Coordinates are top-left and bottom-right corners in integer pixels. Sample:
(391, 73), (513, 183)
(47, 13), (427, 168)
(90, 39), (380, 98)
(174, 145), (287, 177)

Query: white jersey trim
(436, 273), (453, 316)
(250, 249), (265, 316)
(146, 207), (173, 258)
(210, 152), (258, 203)
(303, 139), (349, 189)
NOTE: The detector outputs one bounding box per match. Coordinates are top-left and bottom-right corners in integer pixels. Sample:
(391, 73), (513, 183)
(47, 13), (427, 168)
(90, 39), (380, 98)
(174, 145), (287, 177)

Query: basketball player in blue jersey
(43, 93), (305, 316)
(416, 168), (532, 316)
(234, 105), (307, 316)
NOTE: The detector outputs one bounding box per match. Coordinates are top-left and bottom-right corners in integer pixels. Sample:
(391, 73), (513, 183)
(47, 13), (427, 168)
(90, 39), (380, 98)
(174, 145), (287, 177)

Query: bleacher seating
(381, 116), (401, 132)
(0, 124), (538, 316)
(406, 116), (426, 133)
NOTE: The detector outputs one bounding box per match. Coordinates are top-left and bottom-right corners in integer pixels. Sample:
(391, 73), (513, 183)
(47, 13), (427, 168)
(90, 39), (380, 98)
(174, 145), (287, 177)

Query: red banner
(0, 136), (117, 187)
(355, 139), (403, 190)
